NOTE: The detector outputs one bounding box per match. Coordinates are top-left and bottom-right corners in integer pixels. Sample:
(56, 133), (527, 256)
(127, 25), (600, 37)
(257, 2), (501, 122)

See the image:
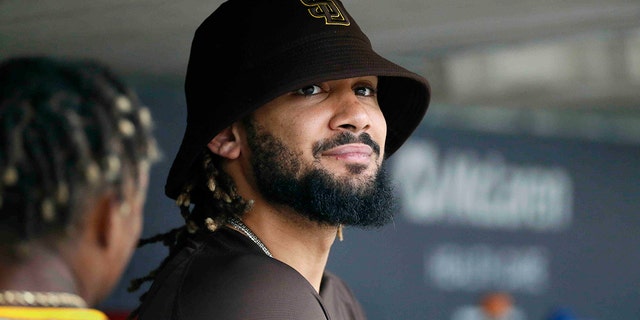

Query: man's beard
(245, 120), (396, 228)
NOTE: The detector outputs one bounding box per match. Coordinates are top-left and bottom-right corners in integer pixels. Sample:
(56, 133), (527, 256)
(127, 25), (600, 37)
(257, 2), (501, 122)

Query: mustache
(312, 132), (381, 158)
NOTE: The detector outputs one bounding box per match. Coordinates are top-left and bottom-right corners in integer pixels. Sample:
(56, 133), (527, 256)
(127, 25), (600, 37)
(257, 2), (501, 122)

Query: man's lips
(321, 144), (373, 162)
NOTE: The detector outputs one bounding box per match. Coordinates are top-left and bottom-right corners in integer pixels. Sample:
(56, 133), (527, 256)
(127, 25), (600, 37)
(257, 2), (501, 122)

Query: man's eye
(355, 86), (377, 97)
(294, 85), (322, 96)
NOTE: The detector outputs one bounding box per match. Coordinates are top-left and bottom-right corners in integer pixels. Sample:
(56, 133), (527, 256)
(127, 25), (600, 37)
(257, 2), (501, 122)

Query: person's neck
(240, 204), (338, 293)
(0, 244), (79, 295)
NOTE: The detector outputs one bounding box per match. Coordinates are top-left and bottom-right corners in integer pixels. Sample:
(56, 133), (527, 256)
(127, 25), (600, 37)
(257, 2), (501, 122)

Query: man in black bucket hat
(130, 0), (430, 319)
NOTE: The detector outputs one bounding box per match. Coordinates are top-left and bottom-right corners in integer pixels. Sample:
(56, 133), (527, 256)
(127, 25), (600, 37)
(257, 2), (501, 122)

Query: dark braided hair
(0, 56), (159, 257)
(127, 147), (252, 318)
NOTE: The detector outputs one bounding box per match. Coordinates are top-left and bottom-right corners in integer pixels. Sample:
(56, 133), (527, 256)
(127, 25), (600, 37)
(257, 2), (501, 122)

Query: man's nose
(329, 92), (372, 134)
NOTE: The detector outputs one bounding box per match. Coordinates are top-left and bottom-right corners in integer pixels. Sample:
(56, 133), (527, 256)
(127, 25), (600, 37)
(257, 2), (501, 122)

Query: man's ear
(207, 126), (242, 159)
(88, 193), (117, 249)
(93, 193), (135, 250)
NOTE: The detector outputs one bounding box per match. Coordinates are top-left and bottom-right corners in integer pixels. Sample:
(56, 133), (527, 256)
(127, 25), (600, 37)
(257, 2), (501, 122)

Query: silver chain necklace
(227, 216), (273, 257)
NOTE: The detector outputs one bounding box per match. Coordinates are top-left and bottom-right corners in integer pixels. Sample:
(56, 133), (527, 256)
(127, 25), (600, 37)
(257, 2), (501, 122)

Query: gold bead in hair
(41, 199), (55, 222)
(85, 162), (101, 185)
(118, 119), (136, 137)
(138, 107), (152, 128)
(3, 167), (18, 186)
(114, 95), (132, 113)
(207, 178), (216, 192)
(104, 154), (121, 182)
(205, 217), (218, 232)
(176, 193), (191, 207)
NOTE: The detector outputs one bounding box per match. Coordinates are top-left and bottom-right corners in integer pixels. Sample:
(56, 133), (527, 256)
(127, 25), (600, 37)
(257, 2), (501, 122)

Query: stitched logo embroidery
(300, 0), (351, 26)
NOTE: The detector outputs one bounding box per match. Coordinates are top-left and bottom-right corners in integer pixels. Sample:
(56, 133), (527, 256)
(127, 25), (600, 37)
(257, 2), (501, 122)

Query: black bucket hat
(165, 0), (431, 200)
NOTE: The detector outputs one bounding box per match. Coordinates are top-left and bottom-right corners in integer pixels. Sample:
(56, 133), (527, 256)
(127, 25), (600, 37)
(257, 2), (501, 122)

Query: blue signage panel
(328, 127), (640, 320)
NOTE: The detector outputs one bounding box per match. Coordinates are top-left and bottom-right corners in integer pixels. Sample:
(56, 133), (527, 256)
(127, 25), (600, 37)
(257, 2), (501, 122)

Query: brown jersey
(137, 228), (366, 320)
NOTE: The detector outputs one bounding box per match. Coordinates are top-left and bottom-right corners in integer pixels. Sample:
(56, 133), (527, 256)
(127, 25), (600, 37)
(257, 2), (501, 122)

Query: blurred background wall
(2, 1), (639, 319)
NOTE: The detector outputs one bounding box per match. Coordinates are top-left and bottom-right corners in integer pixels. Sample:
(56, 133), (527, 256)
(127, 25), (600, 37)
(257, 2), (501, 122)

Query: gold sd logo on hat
(299, 0), (351, 26)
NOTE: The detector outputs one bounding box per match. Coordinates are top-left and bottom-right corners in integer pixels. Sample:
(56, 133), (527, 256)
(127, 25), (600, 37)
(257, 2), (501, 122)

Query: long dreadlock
(127, 148), (253, 319)
(0, 56), (159, 256)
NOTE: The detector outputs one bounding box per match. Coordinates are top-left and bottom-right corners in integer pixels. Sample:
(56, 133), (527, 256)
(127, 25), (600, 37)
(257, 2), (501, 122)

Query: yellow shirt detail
(0, 306), (108, 320)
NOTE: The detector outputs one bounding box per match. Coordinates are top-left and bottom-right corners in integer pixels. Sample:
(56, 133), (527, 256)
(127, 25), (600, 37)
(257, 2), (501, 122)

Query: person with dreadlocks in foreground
(0, 57), (159, 320)
(129, 0), (430, 319)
